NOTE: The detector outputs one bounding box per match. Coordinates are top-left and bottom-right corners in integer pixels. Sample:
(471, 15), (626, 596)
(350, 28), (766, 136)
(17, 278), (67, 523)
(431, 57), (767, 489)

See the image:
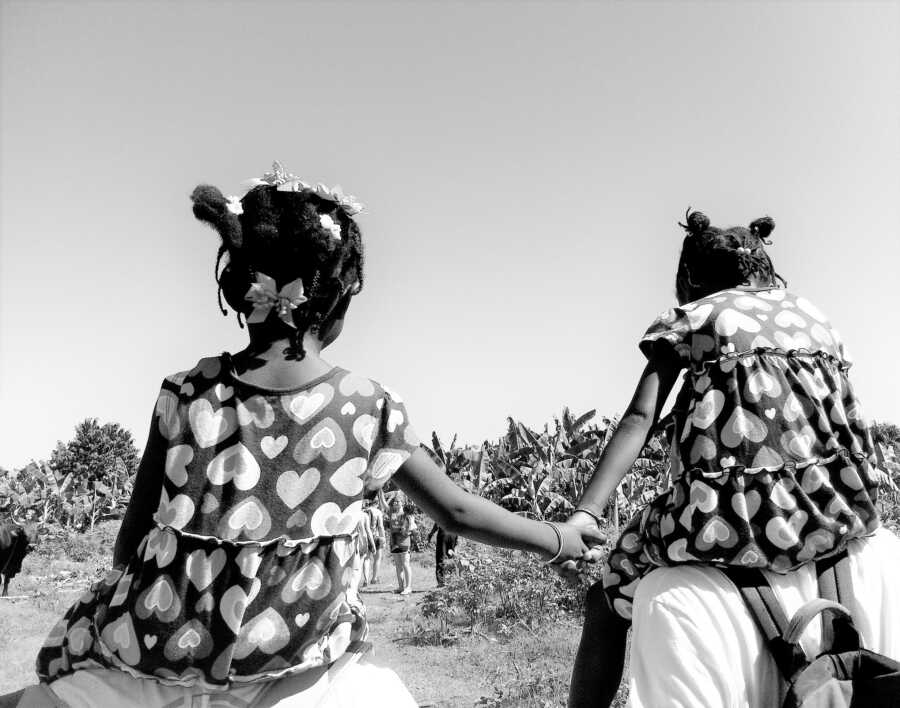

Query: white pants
(18, 652), (416, 708)
(627, 527), (900, 708)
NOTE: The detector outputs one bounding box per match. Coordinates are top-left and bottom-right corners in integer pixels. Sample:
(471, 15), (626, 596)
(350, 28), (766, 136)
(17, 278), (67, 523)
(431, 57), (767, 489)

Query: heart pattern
(135, 575), (181, 622)
(329, 457), (368, 496)
(218, 496), (272, 541)
(236, 396), (275, 429)
(294, 419), (347, 465)
(599, 290), (880, 621)
(164, 620), (213, 662)
(276, 468), (320, 509)
(165, 445), (193, 487)
(234, 608), (291, 660)
(261, 435), (288, 459)
(281, 383), (335, 424)
(185, 548), (227, 590)
(189, 399), (237, 448)
(207, 443), (261, 490)
(281, 558), (333, 603)
(156, 390), (182, 440)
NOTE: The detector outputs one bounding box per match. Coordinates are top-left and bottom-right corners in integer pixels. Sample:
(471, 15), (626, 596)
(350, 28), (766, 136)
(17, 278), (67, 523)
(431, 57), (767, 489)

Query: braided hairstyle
(675, 209), (785, 305)
(190, 183), (365, 360)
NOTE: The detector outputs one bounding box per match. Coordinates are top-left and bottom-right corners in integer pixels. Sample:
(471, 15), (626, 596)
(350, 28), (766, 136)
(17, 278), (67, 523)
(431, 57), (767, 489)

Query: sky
(1, 1), (898, 469)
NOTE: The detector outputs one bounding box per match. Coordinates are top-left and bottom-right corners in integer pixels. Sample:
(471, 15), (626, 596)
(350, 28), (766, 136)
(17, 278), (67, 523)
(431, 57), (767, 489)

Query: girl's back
(646, 287), (876, 487)
(38, 355), (418, 686)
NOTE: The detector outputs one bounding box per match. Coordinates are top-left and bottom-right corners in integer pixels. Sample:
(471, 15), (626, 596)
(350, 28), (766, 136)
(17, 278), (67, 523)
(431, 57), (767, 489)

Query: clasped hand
(549, 510), (608, 582)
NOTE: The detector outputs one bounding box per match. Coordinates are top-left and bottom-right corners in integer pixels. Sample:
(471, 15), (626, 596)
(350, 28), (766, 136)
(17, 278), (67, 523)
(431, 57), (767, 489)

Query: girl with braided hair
(564, 210), (882, 707)
(29, 162), (602, 708)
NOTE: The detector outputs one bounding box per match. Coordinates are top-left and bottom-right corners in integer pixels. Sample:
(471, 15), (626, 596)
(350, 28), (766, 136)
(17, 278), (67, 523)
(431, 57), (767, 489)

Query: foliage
(417, 543), (598, 643)
(872, 421), (900, 446)
(1, 418), (138, 530)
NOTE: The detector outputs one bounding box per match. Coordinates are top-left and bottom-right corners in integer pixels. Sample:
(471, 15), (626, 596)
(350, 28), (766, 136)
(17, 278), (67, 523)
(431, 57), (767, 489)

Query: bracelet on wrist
(574, 506), (604, 527)
(542, 520), (564, 564)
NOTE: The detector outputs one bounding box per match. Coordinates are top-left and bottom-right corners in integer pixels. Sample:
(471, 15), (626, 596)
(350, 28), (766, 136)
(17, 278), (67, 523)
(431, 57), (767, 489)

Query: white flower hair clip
(239, 161), (365, 216)
(244, 272), (308, 328)
(226, 195), (243, 215)
(319, 214), (342, 241)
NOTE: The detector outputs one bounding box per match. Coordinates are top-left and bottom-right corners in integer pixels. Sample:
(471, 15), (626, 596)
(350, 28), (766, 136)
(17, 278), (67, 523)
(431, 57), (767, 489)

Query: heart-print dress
(36, 356), (420, 688)
(603, 288), (880, 619)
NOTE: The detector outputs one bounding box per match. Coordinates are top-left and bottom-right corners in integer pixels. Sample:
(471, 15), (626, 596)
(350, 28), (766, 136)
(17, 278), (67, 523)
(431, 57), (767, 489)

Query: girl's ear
(749, 216), (775, 243)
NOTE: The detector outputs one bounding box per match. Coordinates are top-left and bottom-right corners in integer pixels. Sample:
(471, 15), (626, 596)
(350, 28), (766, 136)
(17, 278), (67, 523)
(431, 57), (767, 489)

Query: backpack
(726, 552), (900, 707)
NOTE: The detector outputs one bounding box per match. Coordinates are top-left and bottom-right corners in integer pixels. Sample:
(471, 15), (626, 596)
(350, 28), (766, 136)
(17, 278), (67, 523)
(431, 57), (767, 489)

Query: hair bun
(679, 209), (710, 236)
(749, 216), (775, 242)
(191, 184), (242, 248)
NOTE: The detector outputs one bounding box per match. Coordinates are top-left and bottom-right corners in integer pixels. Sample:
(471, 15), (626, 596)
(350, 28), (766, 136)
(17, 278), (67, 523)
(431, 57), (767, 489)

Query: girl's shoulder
(640, 288), (843, 365)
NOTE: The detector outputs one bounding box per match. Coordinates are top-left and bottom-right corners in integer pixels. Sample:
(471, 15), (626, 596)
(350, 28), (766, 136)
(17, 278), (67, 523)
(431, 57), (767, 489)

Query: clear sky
(1, 1), (898, 469)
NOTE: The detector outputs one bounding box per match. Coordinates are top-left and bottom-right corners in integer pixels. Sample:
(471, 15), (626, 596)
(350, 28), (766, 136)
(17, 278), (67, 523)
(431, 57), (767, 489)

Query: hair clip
(244, 272), (308, 328)
(239, 161), (365, 216)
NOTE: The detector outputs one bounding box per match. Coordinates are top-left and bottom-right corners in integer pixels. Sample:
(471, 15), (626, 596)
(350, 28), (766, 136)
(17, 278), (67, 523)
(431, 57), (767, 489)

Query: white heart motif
(352, 414), (377, 451)
(214, 383), (234, 402)
(714, 308), (762, 336)
(155, 390), (182, 440)
(207, 443), (261, 490)
(261, 435), (288, 459)
(329, 457), (368, 496)
(720, 407), (768, 448)
(774, 310), (807, 329)
(744, 370), (783, 403)
(236, 396), (275, 429)
(310, 500), (363, 536)
(368, 449), (409, 484)
(189, 399), (237, 448)
(164, 444), (193, 486)
(282, 384), (335, 423)
(276, 468), (320, 508)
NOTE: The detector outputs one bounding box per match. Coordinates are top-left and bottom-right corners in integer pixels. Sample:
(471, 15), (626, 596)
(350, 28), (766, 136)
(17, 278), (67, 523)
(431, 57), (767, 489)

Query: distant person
(0, 520), (36, 596)
(428, 522), (458, 587)
(353, 506), (376, 590)
(563, 210), (894, 708)
(363, 498), (386, 584)
(388, 496), (415, 594)
(24, 162), (601, 708)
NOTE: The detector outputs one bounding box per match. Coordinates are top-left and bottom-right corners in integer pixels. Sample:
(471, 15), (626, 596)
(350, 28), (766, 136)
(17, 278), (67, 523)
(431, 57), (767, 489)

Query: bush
(418, 542), (598, 641)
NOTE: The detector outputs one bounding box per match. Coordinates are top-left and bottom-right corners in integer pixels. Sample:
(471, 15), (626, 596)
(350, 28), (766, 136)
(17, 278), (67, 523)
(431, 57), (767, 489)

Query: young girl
(565, 211), (880, 707)
(30, 162), (602, 707)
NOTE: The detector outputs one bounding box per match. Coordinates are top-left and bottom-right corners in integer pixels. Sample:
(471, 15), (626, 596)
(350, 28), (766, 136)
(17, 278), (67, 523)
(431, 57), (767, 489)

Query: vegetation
(0, 418), (138, 530)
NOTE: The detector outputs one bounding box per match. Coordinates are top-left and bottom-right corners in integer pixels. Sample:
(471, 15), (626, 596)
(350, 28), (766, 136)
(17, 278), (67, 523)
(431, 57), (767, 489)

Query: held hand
(567, 509), (607, 564)
(551, 521), (607, 564)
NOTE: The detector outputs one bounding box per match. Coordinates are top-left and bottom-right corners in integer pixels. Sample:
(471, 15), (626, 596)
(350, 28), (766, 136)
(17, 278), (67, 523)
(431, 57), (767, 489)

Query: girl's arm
(574, 355), (682, 522)
(393, 450), (604, 561)
(113, 418), (167, 567)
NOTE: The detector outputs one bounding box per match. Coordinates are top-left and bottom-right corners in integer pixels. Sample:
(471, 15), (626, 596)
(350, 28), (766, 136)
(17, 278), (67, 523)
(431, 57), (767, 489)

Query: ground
(0, 523), (584, 707)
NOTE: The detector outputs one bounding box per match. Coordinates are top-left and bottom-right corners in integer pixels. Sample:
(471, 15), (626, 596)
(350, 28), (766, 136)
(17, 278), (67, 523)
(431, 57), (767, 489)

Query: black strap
(725, 566), (808, 679)
(815, 550), (860, 652)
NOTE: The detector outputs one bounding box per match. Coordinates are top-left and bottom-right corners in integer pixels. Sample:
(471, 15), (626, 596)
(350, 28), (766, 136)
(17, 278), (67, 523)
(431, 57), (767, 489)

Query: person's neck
(230, 330), (334, 389)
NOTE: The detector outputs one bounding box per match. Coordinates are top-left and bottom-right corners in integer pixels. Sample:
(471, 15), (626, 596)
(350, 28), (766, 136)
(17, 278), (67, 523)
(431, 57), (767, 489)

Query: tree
(48, 419), (139, 529)
(50, 419), (139, 486)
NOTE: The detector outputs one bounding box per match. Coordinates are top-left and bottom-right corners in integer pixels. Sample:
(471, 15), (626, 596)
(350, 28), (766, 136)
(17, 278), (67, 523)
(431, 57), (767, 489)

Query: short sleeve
(364, 389), (420, 492)
(638, 307), (692, 364)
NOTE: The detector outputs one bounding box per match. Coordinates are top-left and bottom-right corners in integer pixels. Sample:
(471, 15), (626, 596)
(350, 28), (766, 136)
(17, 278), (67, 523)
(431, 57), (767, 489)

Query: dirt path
(360, 555), (491, 707)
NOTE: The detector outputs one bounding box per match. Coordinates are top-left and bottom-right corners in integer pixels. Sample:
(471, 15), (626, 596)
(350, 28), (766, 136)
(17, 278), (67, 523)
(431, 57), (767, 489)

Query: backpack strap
(724, 567), (809, 679)
(814, 550), (861, 653)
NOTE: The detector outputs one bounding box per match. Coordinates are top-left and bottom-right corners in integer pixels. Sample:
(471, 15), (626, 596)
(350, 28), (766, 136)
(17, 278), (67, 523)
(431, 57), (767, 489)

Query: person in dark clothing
(0, 521), (36, 596)
(428, 522), (458, 587)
